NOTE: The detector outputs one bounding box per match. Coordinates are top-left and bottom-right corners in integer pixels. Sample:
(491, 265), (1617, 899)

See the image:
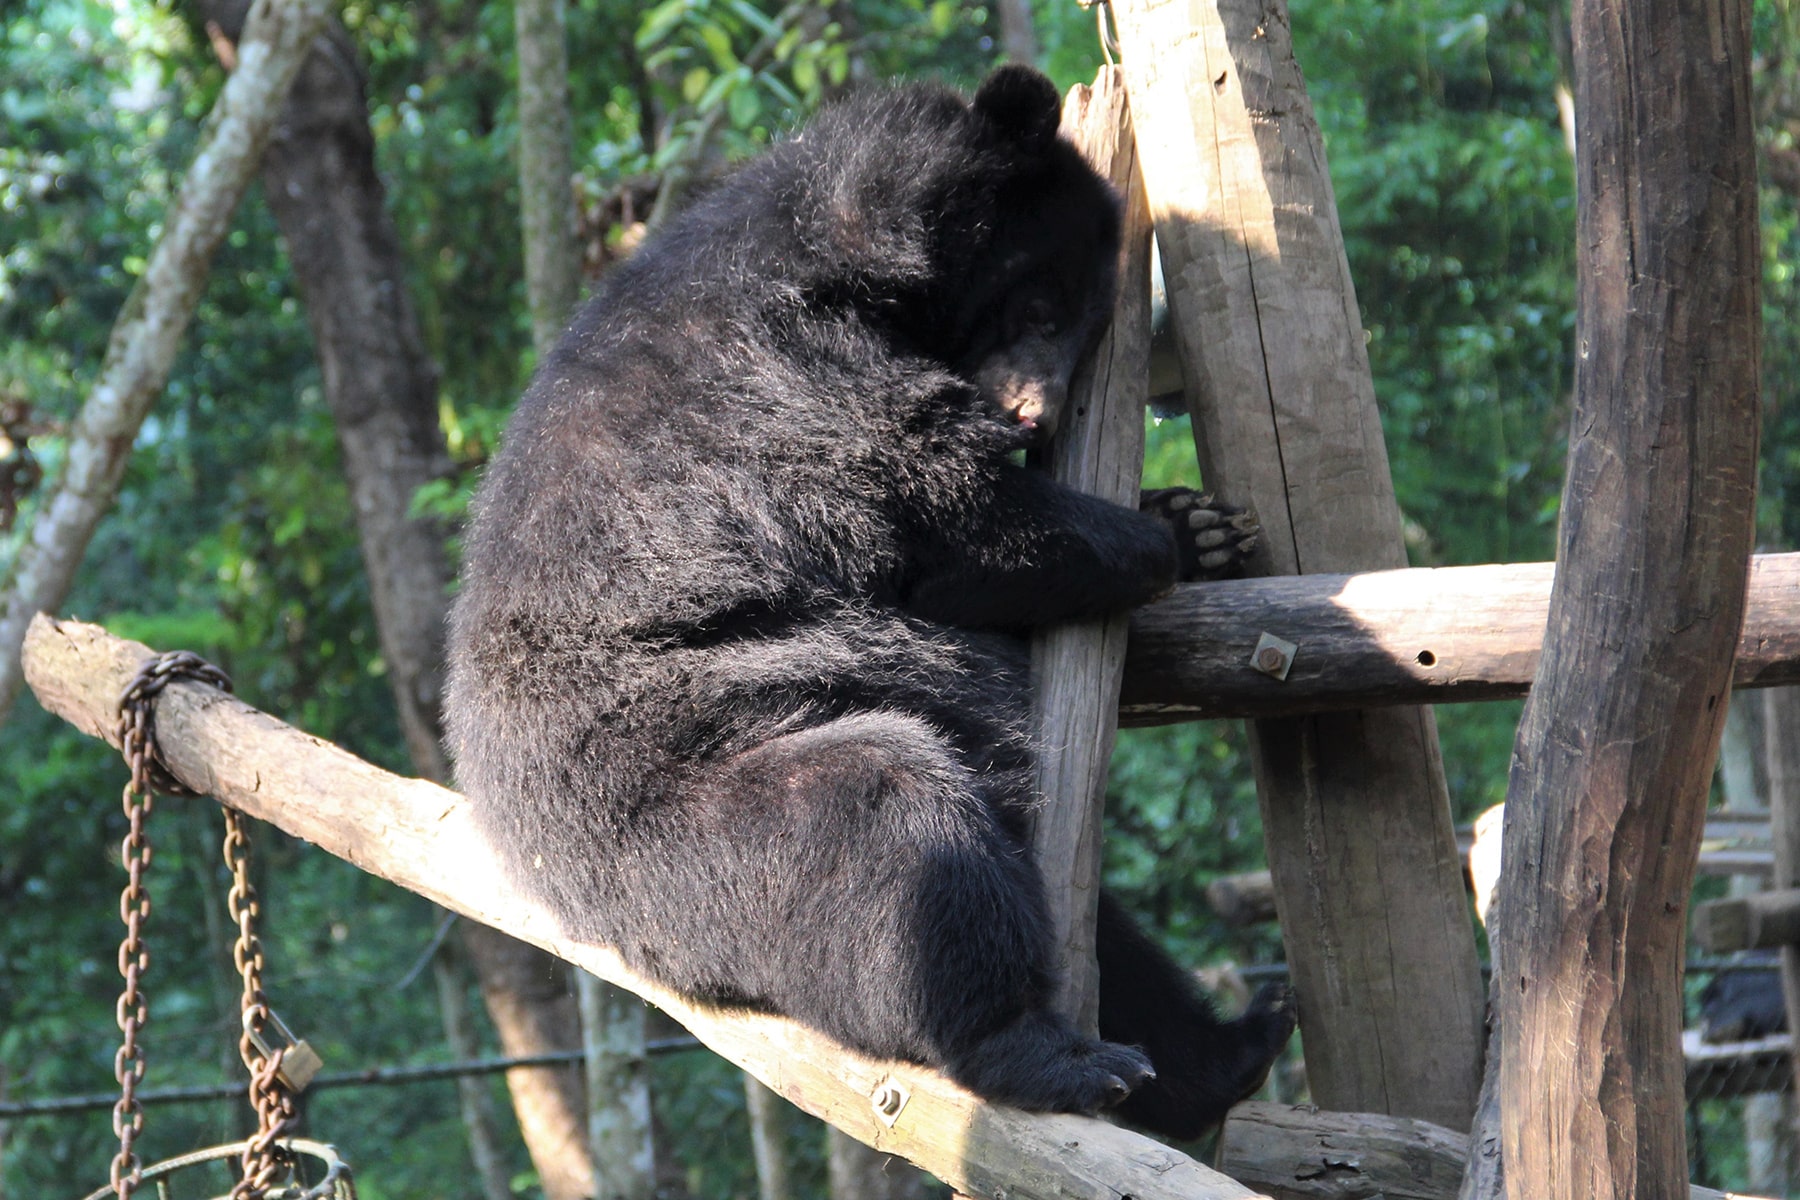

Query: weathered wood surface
(1692, 888), (1800, 953)
(1026, 69), (1152, 1034)
(1120, 552), (1800, 723)
(1757, 687), (1800, 1125)
(1114, 0), (1484, 1129)
(1218, 1102), (1469, 1200)
(1217, 1103), (1761, 1200)
(1487, 0), (1761, 1188)
(1683, 1032), (1793, 1102)
(21, 614), (1272, 1200)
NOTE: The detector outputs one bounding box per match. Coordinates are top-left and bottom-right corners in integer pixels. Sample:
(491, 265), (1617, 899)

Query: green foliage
(1297, 0), (1577, 569)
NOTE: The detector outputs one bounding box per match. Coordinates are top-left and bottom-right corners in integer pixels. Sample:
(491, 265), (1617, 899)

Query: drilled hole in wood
(1416, 649), (1437, 668)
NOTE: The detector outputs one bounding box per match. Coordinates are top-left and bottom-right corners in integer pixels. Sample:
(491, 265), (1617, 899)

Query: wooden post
(1761, 687), (1800, 1143)
(1027, 68), (1154, 1032)
(1112, 0), (1485, 1128)
(1491, 0), (1760, 1189)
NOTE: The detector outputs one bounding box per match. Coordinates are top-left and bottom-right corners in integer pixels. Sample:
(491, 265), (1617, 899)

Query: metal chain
(226, 806), (299, 1199)
(108, 735), (152, 1200)
(108, 651), (233, 1200)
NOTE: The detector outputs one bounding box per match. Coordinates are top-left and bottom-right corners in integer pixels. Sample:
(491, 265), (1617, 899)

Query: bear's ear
(972, 65), (1062, 152)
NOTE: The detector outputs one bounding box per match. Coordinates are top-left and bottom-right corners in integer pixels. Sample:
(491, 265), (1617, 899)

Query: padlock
(244, 1007), (324, 1092)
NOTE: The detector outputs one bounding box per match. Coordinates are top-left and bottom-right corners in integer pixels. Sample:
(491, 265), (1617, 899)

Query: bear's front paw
(1140, 488), (1261, 581)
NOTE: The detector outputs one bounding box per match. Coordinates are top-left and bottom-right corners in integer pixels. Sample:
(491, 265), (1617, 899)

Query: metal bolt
(871, 1079), (910, 1127)
(1251, 632), (1298, 681)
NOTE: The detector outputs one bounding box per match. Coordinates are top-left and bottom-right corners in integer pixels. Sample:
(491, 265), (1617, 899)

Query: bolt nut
(871, 1079), (910, 1127)
(1251, 632), (1298, 681)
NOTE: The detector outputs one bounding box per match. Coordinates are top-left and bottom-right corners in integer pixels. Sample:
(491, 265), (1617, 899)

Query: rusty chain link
(108, 722), (152, 1200)
(225, 804), (300, 1198)
(108, 651), (231, 1200)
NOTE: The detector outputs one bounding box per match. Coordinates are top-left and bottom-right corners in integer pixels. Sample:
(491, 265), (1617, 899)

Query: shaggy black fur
(447, 65), (1293, 1135)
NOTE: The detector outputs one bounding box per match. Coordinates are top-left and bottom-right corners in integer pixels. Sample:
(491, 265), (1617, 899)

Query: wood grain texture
(1026, 68), (1151, 1033)
(21, 614), (1272, 1200)
(1491, 0), (1761, 1188)
(1691, 887), (1800, 953)
(1219, 1102), (1469, 1200)
(1118, 552), (1800, 722)
(1114, 0), (1484, 1127)
(1219, 1103), (1759, 1200)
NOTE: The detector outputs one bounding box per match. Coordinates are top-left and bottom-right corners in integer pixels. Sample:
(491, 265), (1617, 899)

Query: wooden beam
(1692, 888), (1800, 954)
(1216, 1103), (1765, 1200)
(1489, 0), (1761, 1187)
(1026, 68), (1152, 1033)
(1215, 821), (1778, 929)
(1114, 0), (1485, 1129)
(1683, 1032), (1793, 1103)
(1218, 1102), (1469, 1200)
(1121, 552), (1800, 722)
(20, 614), (1271, 1200)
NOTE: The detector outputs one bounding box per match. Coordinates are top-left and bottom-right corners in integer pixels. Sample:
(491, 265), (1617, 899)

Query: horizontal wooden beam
(1217, 1102), (1754, 1200)
(1691, 888), (1800, 953)
(20, 614), (1270, 1200)
(1683, 1030), (1793, 1103)
(1212, 822), (1777, 929)
(1120, 552), (1800, 723)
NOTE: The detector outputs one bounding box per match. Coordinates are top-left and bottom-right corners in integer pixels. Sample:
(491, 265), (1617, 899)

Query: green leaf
(699, 22), (738, 72)
(635, 0), (689, 51)
(792, 52), (817, 94)
(762, 73), (801, 108)
(726, 0), (779, 38)
(695, 65), (747, 113)
(683, 67), (712, 104)
(728, 83), (760, 127)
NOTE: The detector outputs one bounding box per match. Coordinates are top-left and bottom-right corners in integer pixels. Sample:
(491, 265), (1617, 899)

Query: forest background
(3, 0), (1799, 1194)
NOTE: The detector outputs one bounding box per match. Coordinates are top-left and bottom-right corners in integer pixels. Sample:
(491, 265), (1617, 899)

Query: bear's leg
(675, 710), (1155, 1115)
(1096, 891), (1298, 1140)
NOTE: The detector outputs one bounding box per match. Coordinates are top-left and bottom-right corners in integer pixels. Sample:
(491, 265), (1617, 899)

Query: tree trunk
(826, 1126), (926, 1200)
(579, 971), (654, 1200)
(992, 0), (1038, 65)
(744, 1076), (793, 1200)
(514, 0), (580, 357)
(433, 946), (518, 1200)
(460, 922), (594, 1200)
(1491, 0), (1761, 1190)
(199, 8), (601, 1194)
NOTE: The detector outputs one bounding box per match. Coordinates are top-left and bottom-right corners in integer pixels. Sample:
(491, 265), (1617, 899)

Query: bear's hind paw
(950, 1013), (1156, 1116)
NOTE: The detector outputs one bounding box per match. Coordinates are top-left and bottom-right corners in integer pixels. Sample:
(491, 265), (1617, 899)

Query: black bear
(446, 64), (1295, 1137)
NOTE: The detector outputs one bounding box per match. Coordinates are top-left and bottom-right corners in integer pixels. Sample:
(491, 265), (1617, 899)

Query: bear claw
(1140, 487), (1261, 581)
